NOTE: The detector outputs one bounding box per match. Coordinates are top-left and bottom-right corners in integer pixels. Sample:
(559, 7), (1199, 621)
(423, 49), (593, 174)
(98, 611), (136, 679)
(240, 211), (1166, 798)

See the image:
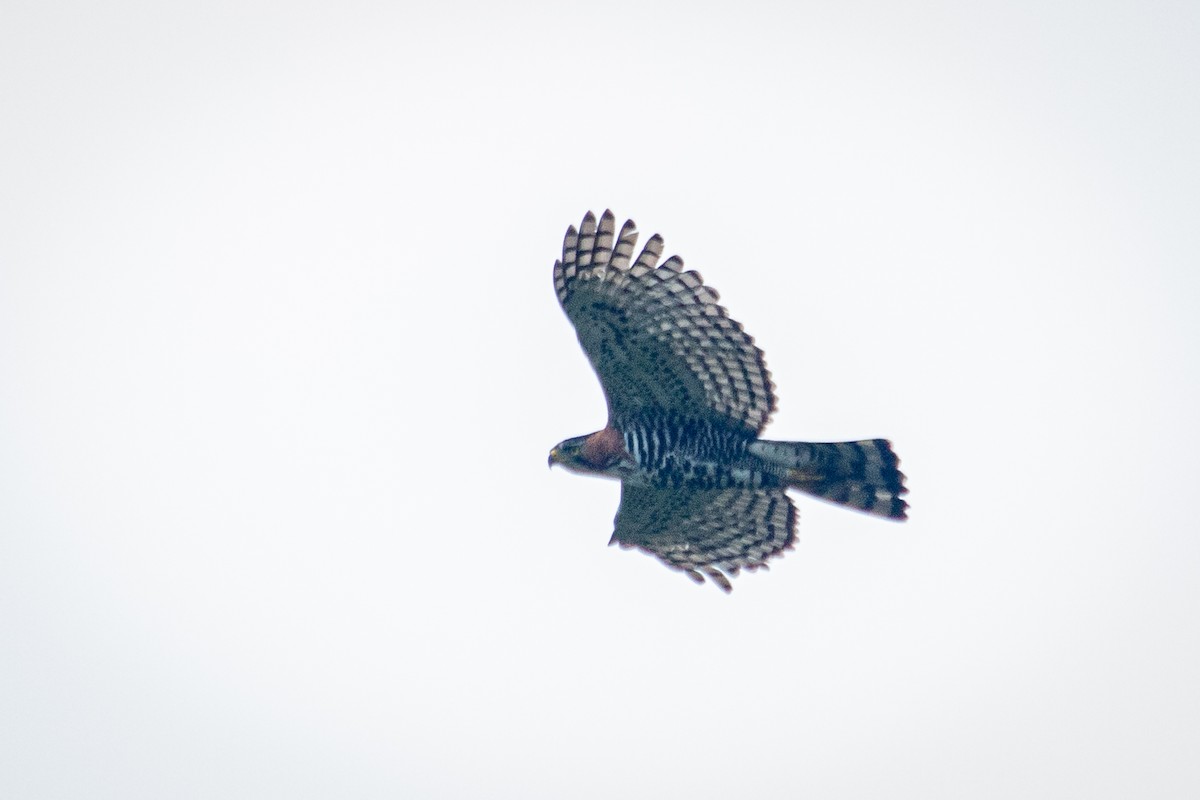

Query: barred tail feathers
(748, 439), (908, 519)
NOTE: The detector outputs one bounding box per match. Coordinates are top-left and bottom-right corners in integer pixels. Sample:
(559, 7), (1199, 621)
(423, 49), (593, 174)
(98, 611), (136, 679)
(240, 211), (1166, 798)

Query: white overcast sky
(2, 1), (1198, 798)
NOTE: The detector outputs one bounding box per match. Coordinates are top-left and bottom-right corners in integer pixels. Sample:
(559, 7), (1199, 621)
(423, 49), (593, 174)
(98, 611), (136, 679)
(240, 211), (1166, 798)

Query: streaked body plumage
(549, 211), (907, 591)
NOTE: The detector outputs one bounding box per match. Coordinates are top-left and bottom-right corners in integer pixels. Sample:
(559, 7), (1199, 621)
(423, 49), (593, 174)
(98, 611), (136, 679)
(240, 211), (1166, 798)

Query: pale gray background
(2, 1), (1198, 798)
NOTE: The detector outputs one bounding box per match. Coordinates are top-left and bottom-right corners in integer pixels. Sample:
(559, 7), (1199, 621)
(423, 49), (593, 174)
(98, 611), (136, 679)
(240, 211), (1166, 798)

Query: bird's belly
(632, 452), (780, 491)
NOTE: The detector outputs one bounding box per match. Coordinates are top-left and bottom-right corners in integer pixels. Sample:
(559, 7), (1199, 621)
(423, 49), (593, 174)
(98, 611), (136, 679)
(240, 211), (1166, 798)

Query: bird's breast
(618, 417), (779, 490)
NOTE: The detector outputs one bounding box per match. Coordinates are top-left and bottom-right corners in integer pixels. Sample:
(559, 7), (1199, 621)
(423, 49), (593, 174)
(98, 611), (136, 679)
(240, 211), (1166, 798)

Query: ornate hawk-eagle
(548, 210), (907, 592)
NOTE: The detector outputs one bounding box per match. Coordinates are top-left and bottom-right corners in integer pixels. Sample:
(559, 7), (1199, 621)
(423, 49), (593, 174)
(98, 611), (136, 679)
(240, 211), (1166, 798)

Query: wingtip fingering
(631, 233), (665, 273)
(706, 568), (734, 593)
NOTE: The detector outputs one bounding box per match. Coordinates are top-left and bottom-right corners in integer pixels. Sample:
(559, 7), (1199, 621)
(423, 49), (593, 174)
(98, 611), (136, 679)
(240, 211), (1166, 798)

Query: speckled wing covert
(553, 210), (776, 435)
(612, 485), (797, 592)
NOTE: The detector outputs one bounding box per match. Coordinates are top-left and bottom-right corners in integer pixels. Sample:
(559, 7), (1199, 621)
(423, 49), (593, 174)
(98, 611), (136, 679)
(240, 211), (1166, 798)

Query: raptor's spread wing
(612, 484), (797, 592)
(554, 210), (776, 435)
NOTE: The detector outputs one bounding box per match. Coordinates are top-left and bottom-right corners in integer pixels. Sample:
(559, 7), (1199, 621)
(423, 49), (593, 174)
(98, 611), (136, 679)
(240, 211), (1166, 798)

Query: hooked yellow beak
(548, 447), (560, 468)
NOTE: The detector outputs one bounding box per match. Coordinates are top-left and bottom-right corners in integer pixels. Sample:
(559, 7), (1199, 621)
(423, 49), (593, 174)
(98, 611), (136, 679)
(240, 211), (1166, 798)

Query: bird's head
(548, 428), (630, 478)
(547, 435), (592, 474)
